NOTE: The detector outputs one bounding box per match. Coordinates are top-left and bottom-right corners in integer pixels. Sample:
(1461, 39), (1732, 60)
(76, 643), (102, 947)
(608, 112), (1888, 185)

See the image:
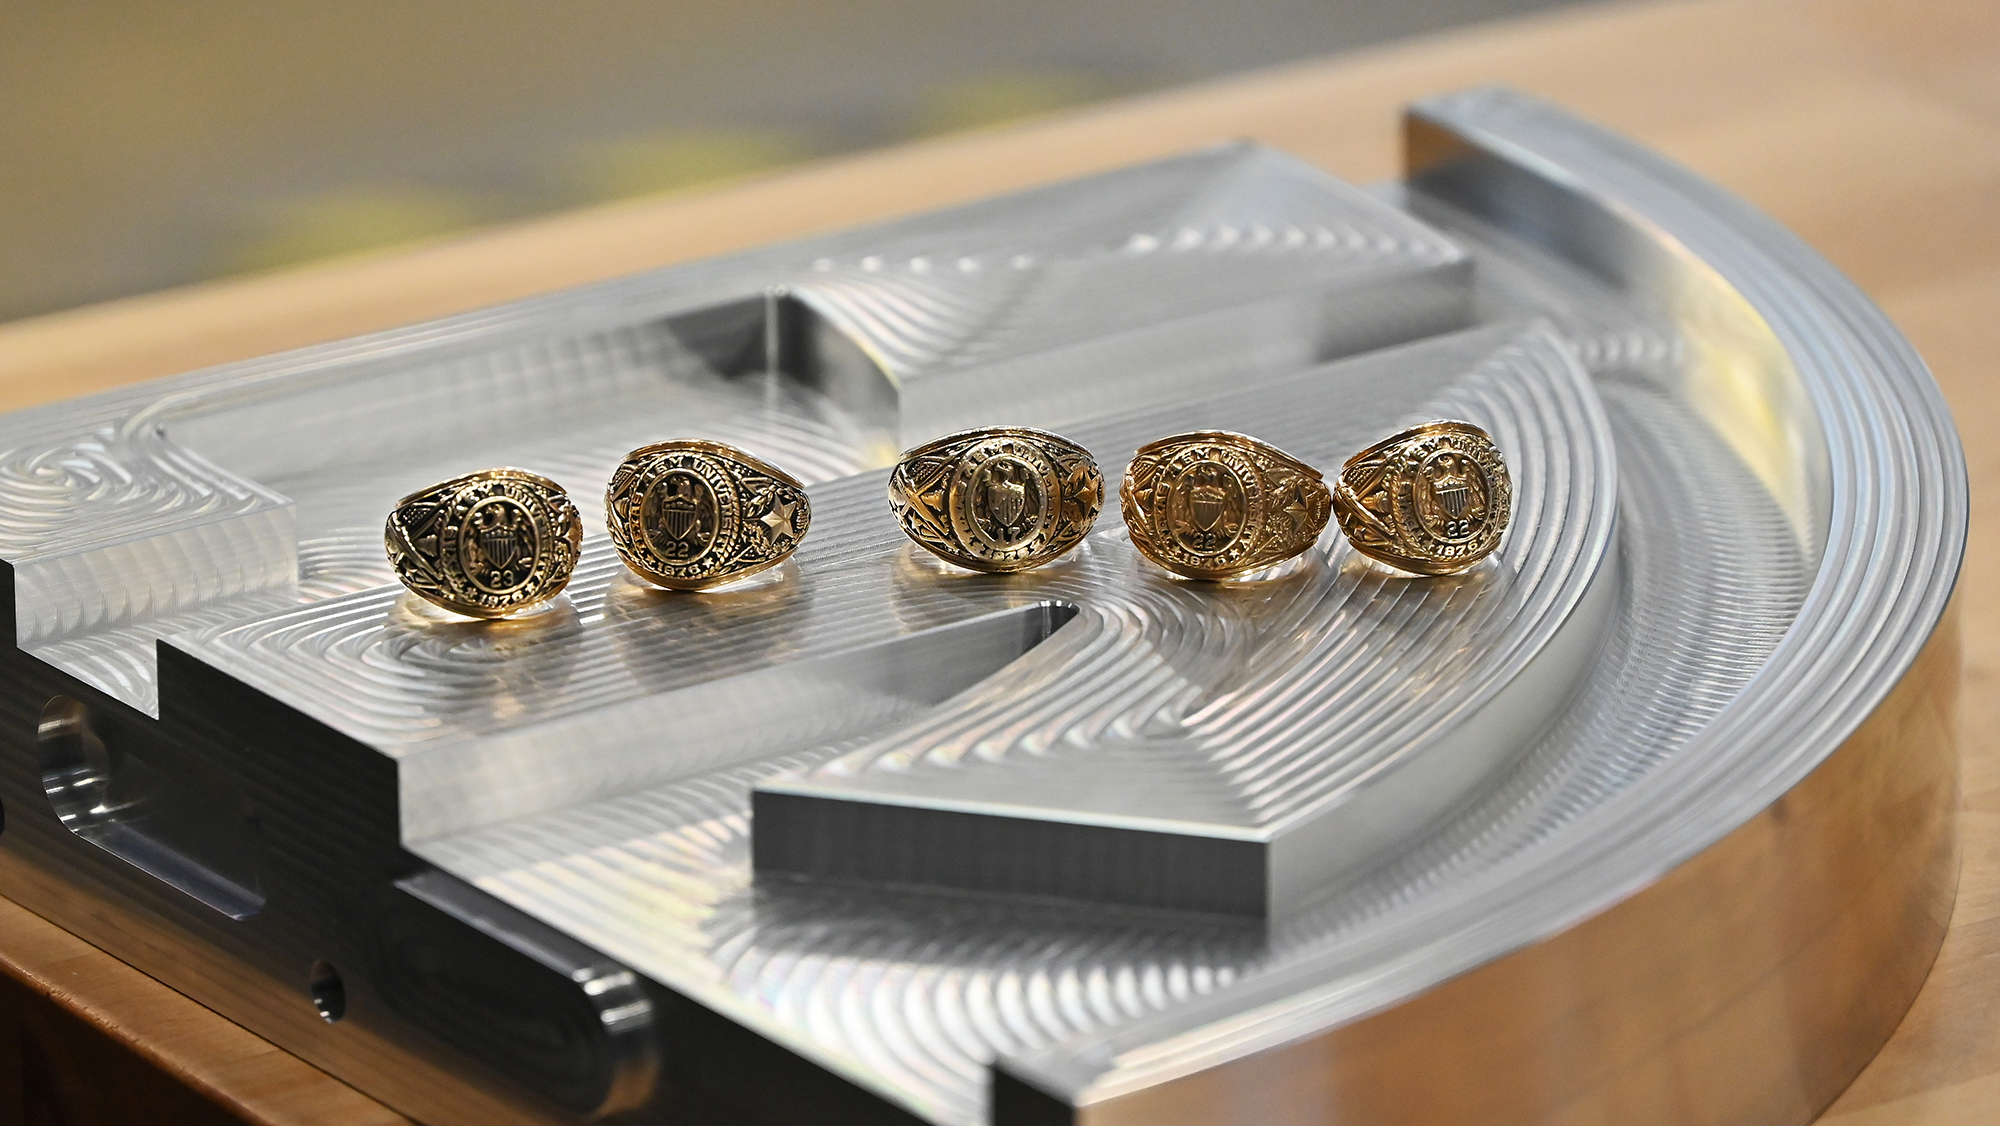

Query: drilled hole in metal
(309, 960), (346, 1023)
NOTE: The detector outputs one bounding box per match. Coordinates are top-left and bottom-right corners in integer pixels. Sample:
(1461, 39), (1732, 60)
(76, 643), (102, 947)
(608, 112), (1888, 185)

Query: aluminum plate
(0, 87), (1965, 1126)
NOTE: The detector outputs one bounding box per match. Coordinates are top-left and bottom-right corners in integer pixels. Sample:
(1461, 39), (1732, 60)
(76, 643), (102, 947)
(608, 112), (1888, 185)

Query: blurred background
(0, 0), (1614, 324)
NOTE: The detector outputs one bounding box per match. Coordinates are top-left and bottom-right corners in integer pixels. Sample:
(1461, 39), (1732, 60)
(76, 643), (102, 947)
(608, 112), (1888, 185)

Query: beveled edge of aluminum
(1333, 418), (1512, 575)
(1120, 429), (1333, 580)
(383, 467), (583, 619)
(606, 439), (813, 591)
(886, 425), (1104, 573)
(1003, 86), (1969, 1126)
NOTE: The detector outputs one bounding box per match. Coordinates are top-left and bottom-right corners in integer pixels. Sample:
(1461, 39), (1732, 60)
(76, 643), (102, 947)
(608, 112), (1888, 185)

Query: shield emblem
(645, 471), (720, 563)
(479, 522), (523, 572)
(986, 471), (1028, 527)
(1190, 467), (1227, 532)
(1437, 482), (1471, 519)
(660, 492), (699, 542)
(461, 497), (538, 593)
(1416, 452), (1487, 541)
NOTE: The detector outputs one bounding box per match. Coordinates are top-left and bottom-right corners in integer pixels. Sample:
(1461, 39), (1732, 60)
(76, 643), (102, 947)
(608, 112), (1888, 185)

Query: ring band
(384, 468), (583, 618)
(888, 426), (1104, 573)
(1333, 419), (1511, 575)
(1121, 431), (1332, 580)
(606, 439), (812, 590)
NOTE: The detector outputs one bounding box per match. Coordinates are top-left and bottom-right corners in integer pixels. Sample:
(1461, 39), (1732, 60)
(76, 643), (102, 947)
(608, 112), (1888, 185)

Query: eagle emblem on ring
(474, 502), (530, 575)
(1414, 447), (1491, 545)
(984, 461), (1030, 530)
(1189, 464), (1230, 532)
(1432, 457), (1473, 518)
(658, 476), (704, 544)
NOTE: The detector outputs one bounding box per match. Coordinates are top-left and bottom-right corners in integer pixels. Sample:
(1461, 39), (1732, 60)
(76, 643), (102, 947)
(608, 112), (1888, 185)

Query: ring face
(887, 427), (1103, 573)
(607, 440), (811, 590)
(1121, 431), (1331, 580)
(384, 469), (583, 618)
(1333, 420), (1511, 575)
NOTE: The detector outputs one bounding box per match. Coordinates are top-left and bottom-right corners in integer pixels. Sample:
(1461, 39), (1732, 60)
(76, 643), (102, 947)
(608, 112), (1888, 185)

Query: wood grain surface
(2, 0), (1995, 1122)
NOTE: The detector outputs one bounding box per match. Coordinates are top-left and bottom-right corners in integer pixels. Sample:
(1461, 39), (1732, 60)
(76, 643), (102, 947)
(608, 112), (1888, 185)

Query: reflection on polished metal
(384, 469), (583, 618)
(887, 426), (1102, 572)
(606, 440), (812, 591)
(0, 88), (1966, 1126)
(1333, 419), (1511, 575)
(1121, 430), (1332, 580)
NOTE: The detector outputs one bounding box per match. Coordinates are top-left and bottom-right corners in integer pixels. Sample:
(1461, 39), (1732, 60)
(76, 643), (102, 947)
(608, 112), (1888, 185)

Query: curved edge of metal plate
(992, 86), (1968, 1126)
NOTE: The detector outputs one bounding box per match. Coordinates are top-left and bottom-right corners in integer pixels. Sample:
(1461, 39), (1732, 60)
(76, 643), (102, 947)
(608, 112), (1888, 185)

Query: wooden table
(3, 0), (1996, 1121)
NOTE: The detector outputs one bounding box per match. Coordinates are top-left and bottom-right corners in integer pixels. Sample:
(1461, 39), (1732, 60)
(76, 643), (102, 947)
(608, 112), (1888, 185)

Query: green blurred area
(219, 189), (492, 276)
(566, 128), (818, 202)
(907, 71), (1135, 138)
(217, 71), (1117, 280)
(0, 1), (1601, 322)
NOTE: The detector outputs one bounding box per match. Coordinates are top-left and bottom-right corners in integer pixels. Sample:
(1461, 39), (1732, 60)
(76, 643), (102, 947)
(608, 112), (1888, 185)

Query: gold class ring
(1333, 419), (1511, 575)
(606, 439), (812, 591)
(887, 426), (1104, 573)
(1121, 431), (1332, 580)
(384, 468), (584, 618)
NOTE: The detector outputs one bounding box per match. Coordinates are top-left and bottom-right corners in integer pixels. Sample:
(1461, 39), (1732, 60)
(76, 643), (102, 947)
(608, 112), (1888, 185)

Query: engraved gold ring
(1333, 419), (1511, 575)
(384, 468), (584, 618)
(1121, 431), (1332, 580)
(607, 439), (812, 590)
(887, 426), (1104, 572)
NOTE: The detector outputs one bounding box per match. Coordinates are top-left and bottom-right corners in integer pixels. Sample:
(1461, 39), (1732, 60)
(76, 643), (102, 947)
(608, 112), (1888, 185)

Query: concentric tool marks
(384, 469), (584, 618)
(887, 427), (1102, 572)
(1334, 420), (1511, 575)
(1121, 430), (1332, 580)
(607, 440), (812, 590)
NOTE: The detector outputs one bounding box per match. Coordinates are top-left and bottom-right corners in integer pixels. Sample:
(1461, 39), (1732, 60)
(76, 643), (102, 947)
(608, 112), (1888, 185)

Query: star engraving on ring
(761, 494), (801, 545)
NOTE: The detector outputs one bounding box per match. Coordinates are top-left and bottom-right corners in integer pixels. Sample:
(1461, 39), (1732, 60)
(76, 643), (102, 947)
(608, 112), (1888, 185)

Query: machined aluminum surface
(0, 88), (1965, 1126)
